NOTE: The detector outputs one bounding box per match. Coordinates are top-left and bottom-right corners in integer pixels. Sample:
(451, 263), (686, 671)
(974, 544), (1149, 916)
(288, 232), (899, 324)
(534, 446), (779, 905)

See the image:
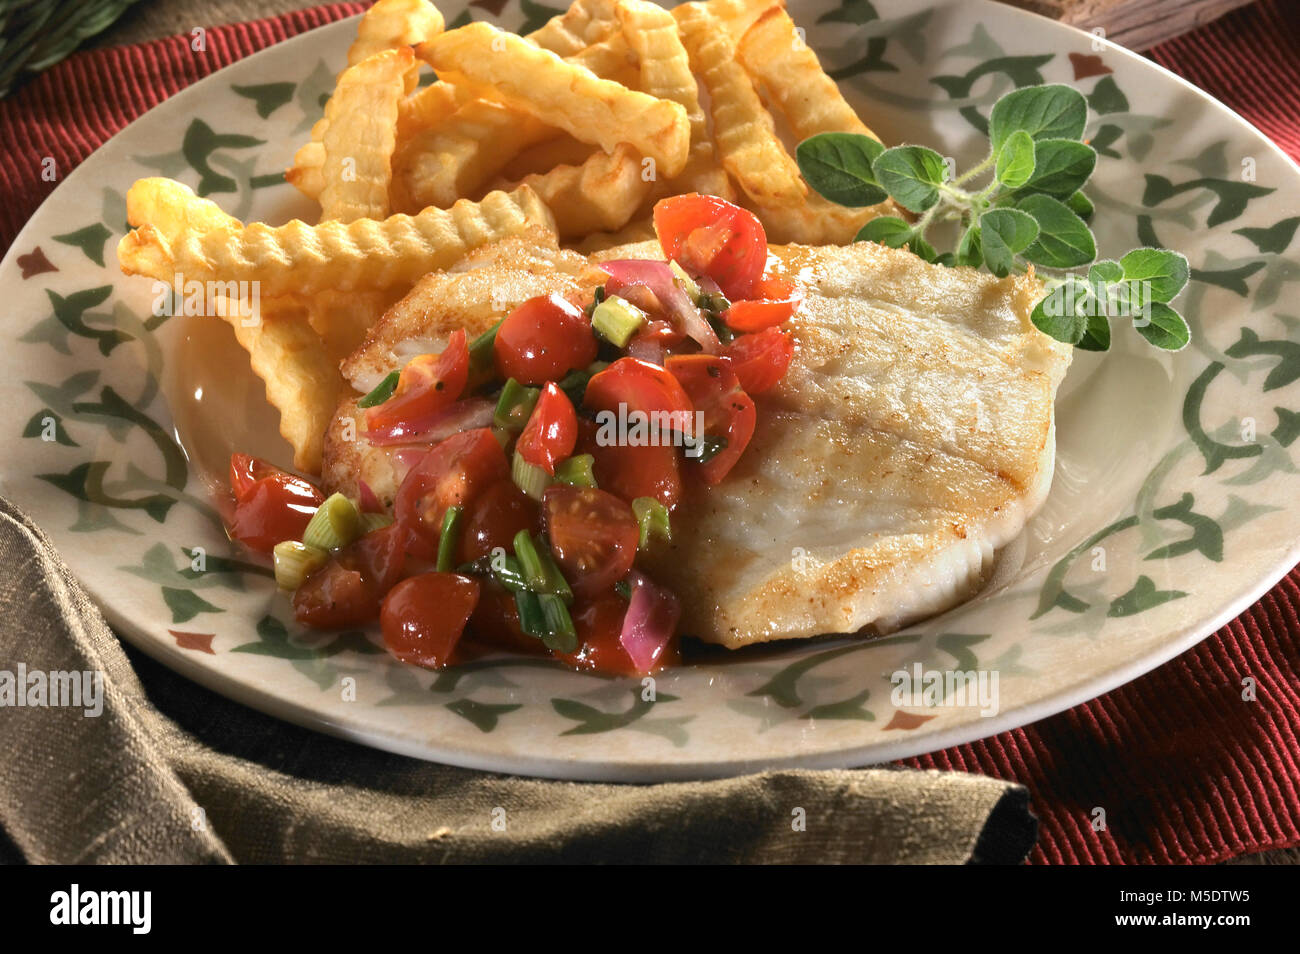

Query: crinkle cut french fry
(674, 2), (805, 206)
(232, 296), (344, 474)
(320, 48), (412, 222)
(348, 0), (443, 66)
(738, 5), (878, 142)
(126, 177), (241, 235)
(526, 0), (620, 55)
(392, 99), (553, 212)
(417, 22), (690, 178)
(566, 31), (640, 86)
(117, 183), (557, 296)
(707, 0), (779, 39)
(569, 215), (657, 254)
(617, 0), (731, 200)
(498, 134), (598, 184)
(305, 288), (405, 362)
(395, 80), (463, 141)
(507, 144), (651, 237)
(286, 0), (444, 200)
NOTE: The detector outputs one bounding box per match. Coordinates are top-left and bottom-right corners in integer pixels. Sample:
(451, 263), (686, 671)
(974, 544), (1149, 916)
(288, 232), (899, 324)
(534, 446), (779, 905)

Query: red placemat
(0, 1), (1297, 864)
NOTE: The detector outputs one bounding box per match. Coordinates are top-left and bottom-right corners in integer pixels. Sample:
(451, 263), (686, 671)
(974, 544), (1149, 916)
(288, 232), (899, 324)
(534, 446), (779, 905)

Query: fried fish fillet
(322, 237), (1071, 646)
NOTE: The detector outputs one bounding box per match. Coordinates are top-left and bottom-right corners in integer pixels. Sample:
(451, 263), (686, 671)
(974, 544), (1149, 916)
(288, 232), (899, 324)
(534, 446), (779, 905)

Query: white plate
(2, 0), (1298, 780)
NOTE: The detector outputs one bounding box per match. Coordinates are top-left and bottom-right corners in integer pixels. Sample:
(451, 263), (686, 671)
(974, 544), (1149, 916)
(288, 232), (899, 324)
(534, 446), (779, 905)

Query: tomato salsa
(225, 195), (801, 675)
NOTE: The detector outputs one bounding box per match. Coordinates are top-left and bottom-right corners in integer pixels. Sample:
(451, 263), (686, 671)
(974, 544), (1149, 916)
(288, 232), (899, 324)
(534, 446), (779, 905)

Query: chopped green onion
(302, 493), (362, 550)
(706, 313), (735, 345)
(669, 260), (703, 303)
(553, 454), (597, 488)
(486, 553), (529, 593)
(534, 538), (573, 603)
(591, 295), (646, 347)
(511, 530), (573, 601)
(469, 317), (504, 373)
(273, 540), (328, 590)
(538, 593), (578, 653)
(357, 371), (399, 408)
(698, 291), (731, 315)
(514, 590), (547, 638)
(614, 579), (633, 600)
(584, 285), (608, 318)
(556, 367), (592, 405)
(512, 530), (548, 591)
(436, 506), (463, 572)
(632, 497), (671, 550)
(587, 360), (610, 375)
(490, 425), (512, 449)
(494, 378), (540, 433)
(359, 511), (394, 534)
(512, 450), (550, 500)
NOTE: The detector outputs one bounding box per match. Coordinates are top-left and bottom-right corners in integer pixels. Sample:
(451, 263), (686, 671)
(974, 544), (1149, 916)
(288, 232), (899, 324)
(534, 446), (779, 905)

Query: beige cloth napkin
(0, 495), (1035, 863)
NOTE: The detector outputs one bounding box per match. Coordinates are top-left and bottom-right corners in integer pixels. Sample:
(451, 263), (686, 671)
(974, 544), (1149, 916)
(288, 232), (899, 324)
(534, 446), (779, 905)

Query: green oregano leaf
(1135, 301), (1191, 351)
(980, 207), (1039, 277)
(871, 145), (949, 212)
(1119, 248), (1191, 302)
(988, 83), (1089, 154)
(1013, 139), (1096, 197)
(1064, 190), (1094, 220)
(1030, 274), (1092, 344)
(995, 130), (1036, 189)
(1016, 194), (1097, 268)
(796, 132), (888, 207)
(955, 223), (983, 267)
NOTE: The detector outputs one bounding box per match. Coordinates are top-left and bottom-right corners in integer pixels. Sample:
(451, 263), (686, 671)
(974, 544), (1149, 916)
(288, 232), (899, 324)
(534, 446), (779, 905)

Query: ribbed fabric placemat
(0, 0), (1297, 864)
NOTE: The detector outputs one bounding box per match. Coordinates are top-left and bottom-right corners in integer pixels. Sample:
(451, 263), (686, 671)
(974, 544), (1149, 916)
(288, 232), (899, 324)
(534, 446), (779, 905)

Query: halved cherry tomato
(394, 428), (509, 561)
(583, 357), (695, 433)
(516, 382), (577, 476)
(366, 329), (469, 434)
(653, 193), (767, 301)
(575, 377), (686, 510)
(576, 418), (682, 509)
(594, 441), (683, 510)
(458, 479), (540, 565)
(554, 593), (681, 675)
(293, 523), (408, 628)
(226, 454), (324, 553)
(380, 572), (480, 669)
(665, 355), (757, 485)
(724, 328), (795, 394)
(230, 453), (281, 502)
(722, 278), (804, 332)
(494, 293), (597, 385)
(542, 485), (638, 599)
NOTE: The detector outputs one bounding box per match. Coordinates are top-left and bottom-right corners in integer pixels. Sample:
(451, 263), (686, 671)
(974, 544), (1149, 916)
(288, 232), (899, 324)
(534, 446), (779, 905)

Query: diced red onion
(619, 569), (680, 673)
(627, 335), (666, 365)
(357, 479), (383, 514)
(366, 397), (494, 446)
(599, 259), (720, 355)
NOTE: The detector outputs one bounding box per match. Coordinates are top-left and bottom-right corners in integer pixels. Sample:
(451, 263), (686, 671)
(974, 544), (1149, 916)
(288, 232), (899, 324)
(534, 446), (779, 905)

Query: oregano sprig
(794, 83), (1191, 351)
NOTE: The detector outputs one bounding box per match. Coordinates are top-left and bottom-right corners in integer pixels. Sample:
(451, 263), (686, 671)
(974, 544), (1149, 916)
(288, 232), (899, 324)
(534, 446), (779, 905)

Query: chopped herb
(357, 371), (399, 408)
(435, 506), (462, 573)
(632, 497), (671, 550)
(554, 453), (597, 488)
(494, 378), (540, 433)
